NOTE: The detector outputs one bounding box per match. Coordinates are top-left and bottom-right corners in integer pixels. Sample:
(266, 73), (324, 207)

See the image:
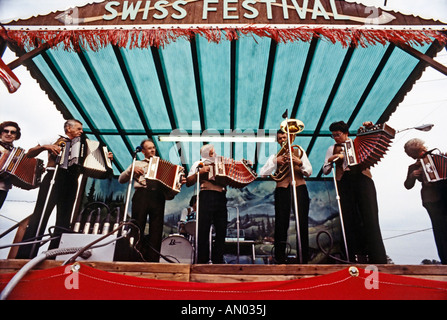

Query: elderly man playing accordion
(186, 144), (228, 264)
(404, 138), (447, 264)
(17, 119), (113, 259)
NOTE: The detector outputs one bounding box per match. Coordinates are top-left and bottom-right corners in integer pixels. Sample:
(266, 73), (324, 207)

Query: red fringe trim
(1, 27), (446, 52)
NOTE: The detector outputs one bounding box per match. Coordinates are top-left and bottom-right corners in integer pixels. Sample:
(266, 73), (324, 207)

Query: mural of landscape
(79, 177), (343, 264)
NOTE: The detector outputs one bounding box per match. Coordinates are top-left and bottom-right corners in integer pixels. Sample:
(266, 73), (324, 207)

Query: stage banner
(2, 0), (446, 50)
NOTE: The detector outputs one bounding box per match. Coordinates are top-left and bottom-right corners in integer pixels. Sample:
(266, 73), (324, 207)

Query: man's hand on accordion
(133, 166), (145, 177)
(328, 153), (344, 163)
(362, 121), (374, 128)
(45, 144), (63, 156)
(412, 168), (423, 179)
(199, 165), (211, 175)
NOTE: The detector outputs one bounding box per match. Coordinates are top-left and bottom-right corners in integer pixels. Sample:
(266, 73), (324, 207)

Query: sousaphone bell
(280, 119), (305, 135)
(271, 119), (305, 182)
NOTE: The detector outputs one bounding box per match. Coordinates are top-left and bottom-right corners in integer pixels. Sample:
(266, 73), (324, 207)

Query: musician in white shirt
(322, 121), (386, 264)
(118, 139), (185, 262)
(260, 129), (312, 264)
(17, 119), (113, 259)
(186, 144), (228, 264)
(0, 121), (21, 209)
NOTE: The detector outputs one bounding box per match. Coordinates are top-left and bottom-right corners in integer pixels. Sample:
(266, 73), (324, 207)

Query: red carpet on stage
(1, 263), (446, 300)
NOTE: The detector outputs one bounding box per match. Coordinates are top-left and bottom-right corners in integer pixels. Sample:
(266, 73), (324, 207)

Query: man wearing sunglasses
(0, 121), (22, 209)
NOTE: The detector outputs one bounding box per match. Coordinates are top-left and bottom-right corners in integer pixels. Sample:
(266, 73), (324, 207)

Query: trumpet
(271, 118), (304, 182)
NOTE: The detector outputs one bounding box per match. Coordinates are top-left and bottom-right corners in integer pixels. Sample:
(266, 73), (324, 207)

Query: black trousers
(17, 168), (79, 259)
(337, 170), (387, 263)
(0, 190), (7, 209)
(424, 198), (447, 264)
(274, 185), (310, 264)
(197, 190), (228, 264)
(131, 188), (166, 262)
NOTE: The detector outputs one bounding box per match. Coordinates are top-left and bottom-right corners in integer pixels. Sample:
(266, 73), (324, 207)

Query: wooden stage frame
(1, 259), (447, 283)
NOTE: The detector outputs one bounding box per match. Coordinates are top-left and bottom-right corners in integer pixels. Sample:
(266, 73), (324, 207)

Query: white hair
(200, 144), (214, 159)
(404, 138), (425, 159)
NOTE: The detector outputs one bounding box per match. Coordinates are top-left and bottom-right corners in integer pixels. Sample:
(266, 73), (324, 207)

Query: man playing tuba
(260, 120), (312, 264)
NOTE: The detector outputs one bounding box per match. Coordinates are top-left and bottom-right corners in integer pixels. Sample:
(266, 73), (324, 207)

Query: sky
(1, 0), (447, 264)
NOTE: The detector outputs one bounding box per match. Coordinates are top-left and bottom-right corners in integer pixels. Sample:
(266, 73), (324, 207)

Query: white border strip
(158, 135), (276, 143)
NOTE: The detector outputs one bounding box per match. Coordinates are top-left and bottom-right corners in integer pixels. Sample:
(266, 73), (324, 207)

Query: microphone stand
(330, 159), (350, 262)
(122, 147), (141, 225)
(69, 173), (84, 226)
(228, 206), (240, 263)
(121, 146), (142, 253)
(235, 206), (240, 264)
(30, 144), (65, 258)
(284, 114), (303, 264)
(194, 164), (202, 264)
(208, 225), (214, 264)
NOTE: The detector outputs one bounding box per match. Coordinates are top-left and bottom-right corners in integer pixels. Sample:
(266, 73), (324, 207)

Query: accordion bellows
(208, 156), (257, 188)
(420, 153), (447, 182)
(144, 156), (185, 200)
(59, 136), (113, 179)
(0, 147), (44, 190)
(345, 123), (395, 170)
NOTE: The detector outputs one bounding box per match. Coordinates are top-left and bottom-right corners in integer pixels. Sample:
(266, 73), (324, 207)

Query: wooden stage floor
(1, 259), (447, 283)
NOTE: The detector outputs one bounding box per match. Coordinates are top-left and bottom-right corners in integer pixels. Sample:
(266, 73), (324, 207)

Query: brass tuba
(280, 119), (304, 135)
(271, 119), (305, 182)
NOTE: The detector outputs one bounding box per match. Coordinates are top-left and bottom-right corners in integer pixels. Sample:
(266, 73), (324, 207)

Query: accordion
(0, 147), (44, 190)
(343, 123), (395, 170)
(208, 156), (257, 188)
(419, 153), (447, 182)
(59, 136), (113, 179)
(144, 156), (185, 200)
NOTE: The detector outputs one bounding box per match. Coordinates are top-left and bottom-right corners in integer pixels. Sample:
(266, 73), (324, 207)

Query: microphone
(196, 162), (205, 172)
(102, 212), (111, 235)
(83, 210), (94, 234)
(331, 157), (339, 163)
(133, 145), (143, 157)
(55, 141), (66, 163)
(73, 214), (82, 233)
(92, 208), (101, 235)
(113, 208), (120, 231)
